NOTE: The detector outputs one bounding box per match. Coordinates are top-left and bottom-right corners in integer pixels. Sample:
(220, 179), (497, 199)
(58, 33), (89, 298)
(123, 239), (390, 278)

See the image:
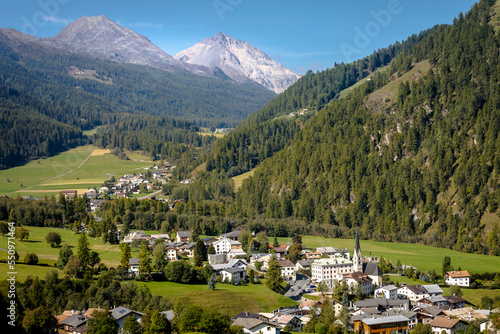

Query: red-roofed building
(445, 271), (470, 287)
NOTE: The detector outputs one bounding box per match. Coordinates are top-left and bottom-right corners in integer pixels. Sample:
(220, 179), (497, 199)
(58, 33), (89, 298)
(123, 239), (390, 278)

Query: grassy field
(272, 235), (500, 273)
(135, 280), (296, 315)
(0, 145), (153, 198)
(441, 287), (500, 307)
(338, 64), (391, 99)
(232, 169), (256, 191)
(0, 226), (121, 280)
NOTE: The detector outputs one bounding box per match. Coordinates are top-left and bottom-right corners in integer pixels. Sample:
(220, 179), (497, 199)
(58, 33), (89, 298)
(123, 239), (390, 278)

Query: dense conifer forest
(232, 0), (500, 254)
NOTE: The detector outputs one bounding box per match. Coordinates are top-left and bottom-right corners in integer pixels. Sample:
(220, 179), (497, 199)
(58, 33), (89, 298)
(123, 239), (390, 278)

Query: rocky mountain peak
(175, 32), (301, 93)
(49, 15), (212, 76)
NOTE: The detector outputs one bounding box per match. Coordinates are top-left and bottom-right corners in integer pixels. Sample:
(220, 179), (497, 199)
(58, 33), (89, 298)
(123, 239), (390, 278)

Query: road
(284, 274), (311, 301)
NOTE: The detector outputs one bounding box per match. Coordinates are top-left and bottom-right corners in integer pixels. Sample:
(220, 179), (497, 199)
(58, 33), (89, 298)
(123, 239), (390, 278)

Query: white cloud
(43, 16), (71, 25)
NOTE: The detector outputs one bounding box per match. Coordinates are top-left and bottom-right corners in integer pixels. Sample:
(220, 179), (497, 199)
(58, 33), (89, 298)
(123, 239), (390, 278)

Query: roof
(313, 257), (353, 266)
(176, 231), (191, 238)
(221, 266), (246, 274)
(231, 318), (279, 330)
(377, 285), (398, 291)
(129, 258), (140, 266)
(447, 270), (470, 278)
(444, 295), (467, 304)
(430, 317), (462, 328)
(361, 315), (409, 326)
(363, 262), (383, 276)
(401, 285), (428, 294)
(277, 259), (295, 268)
(232, 312), (261, 320)
(423, 295), (448, 303)
(345, 271), (373, 283)
(424, 284), (443, 294)
(110, 307), (144, 320)
(61, 314), (87, 327)
(297, 259), (314, 267)
(271, 314), (299, 324)
(274, 246), (288, 253)
(220, 230), (241, 239)
(420, 305), (445, 316)
(84, 308), (104, 318)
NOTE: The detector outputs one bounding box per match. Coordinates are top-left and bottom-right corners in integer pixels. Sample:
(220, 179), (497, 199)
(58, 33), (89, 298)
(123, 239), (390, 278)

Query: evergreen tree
(57, 243), (73, 269)
(88, 310), (119, 334)
(265, 258), (283, 292)
(193, 239), (207, 267)
(120, 242), (132, 268)
(77, 233), (91, 268)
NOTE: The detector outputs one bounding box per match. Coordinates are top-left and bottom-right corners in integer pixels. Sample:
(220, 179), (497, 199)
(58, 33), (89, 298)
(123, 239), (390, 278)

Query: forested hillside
(235, 0), (500, 255)
(205, 28), (437, 176)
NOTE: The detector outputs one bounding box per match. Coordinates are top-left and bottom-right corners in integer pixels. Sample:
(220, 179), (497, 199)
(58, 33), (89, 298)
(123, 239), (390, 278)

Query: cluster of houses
(289, 109), (310, 117)
(55, 306), (149, 334)
(57, 228), (495, 334)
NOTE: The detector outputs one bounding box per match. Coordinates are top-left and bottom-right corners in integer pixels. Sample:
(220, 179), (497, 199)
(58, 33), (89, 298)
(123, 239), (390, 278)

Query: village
(52, 226), (498, 334)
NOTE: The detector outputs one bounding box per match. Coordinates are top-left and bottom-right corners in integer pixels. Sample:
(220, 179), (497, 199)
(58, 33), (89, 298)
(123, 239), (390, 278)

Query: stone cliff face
(175, 32), (301, 93)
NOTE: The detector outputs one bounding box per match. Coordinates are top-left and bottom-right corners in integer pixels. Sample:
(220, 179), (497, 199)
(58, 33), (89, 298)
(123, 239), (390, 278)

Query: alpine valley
(2, 1), (500, 260)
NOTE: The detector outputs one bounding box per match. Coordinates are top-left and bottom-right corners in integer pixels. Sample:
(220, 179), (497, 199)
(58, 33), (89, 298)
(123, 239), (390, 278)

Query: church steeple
(353, 230), (363, 272)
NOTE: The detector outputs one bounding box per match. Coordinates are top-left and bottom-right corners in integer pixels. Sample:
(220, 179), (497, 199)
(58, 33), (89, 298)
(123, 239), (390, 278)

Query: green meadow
(0, 226), (121, 275)
(273, 235), (500, 273)
(135, 280), (296, 315)
(0, 145), (153, 198)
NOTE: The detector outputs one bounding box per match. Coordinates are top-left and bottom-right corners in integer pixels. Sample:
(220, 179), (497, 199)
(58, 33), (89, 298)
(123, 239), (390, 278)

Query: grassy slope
(232, 169), (256, 191)
(272, 236), (500, 273)
(135, 281), (296, 315)
(0, 145), (153, 197)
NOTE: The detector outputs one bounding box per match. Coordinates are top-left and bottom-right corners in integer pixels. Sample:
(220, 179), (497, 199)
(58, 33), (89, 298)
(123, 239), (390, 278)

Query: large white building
(311, 257), (354, 287)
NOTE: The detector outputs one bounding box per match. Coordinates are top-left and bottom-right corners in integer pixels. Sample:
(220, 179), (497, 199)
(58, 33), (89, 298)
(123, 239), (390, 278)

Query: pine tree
(265, 258), (283, 292)
(77, 233), (91, 269)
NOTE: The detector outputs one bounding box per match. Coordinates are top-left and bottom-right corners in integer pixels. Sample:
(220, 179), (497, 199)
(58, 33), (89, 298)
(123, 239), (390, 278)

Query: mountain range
(6, 15), (299, 93)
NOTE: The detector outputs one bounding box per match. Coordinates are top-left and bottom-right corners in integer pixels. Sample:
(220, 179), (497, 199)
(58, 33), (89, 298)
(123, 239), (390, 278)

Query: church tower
(353, 230), (363, 272)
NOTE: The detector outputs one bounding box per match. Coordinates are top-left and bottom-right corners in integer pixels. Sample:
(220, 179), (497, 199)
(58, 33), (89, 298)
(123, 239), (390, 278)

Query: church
(311, 231), (383, 288)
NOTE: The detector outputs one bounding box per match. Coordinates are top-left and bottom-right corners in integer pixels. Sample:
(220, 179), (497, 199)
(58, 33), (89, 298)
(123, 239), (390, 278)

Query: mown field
(0, 145), (153, 198)
(232, 169), (255, 191)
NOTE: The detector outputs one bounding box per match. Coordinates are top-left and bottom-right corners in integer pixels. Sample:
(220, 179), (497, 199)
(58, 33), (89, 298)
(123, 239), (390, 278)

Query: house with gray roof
(231, 317), (281, 334)
(175, 231), (191, 243)
(110, 306), (144, 329)
(59, 314), (88, 334)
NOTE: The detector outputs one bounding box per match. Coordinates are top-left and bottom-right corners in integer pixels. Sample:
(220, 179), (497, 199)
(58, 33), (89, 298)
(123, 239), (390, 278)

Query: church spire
(355, 229), (361, 255)
(353, 230), (362, 272)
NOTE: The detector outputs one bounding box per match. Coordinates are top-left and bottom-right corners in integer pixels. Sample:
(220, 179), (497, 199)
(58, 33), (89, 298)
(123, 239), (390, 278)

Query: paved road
(284, 274), (311, 300)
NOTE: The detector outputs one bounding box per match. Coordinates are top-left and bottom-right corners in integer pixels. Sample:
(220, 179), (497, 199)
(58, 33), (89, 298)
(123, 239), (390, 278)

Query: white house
(175, 231), (191, 243)
(374, 285), (399, 299)
(128, 258), (140, 275)
(445, 271), (470, 287)
(220, 267), (247, 284)
(110, 307), (144, 329)
(213, 237), (242, 254)
(166, 248), (179, 261)
(277, 259), (296, 281)
(430, 317), (467, 334)
(231, 318), (281, 334)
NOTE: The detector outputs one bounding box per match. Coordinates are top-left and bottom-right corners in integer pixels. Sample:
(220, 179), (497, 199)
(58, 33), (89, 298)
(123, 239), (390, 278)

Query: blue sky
(2, 0), (479, 74)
